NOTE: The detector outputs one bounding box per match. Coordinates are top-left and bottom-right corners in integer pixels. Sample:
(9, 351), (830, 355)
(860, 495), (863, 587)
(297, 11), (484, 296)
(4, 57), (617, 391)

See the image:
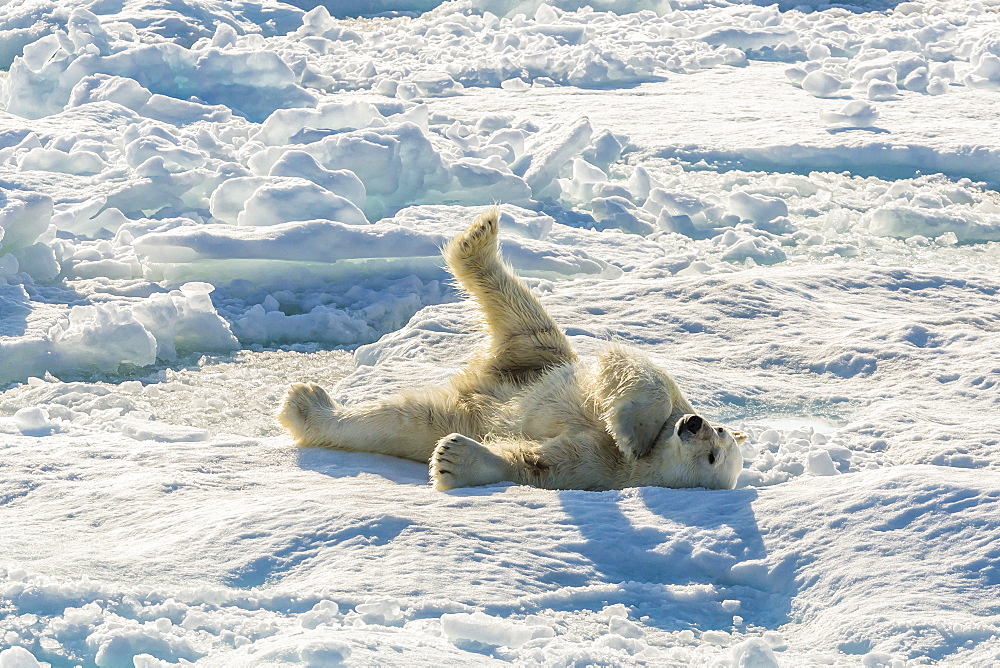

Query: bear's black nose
(680, 414), (704, 434)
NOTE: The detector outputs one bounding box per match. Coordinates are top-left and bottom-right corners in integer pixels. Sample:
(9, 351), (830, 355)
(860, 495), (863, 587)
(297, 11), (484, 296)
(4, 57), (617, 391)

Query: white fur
(278, 209), (745, 491)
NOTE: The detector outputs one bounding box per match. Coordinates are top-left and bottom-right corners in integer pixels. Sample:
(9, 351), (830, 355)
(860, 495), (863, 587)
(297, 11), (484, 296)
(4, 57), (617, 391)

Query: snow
(819, 99), (881, 129)
(2, 0), (1000, 665)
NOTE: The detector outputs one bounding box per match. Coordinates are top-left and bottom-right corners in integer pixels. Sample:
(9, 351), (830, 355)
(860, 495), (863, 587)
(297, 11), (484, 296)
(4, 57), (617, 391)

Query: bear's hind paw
(277, 382), (336, 444)
(430, 433), (509, 490)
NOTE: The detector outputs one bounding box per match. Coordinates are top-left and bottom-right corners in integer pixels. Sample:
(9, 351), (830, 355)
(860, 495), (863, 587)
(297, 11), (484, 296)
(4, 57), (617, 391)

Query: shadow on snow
(549, 485), (796, 633)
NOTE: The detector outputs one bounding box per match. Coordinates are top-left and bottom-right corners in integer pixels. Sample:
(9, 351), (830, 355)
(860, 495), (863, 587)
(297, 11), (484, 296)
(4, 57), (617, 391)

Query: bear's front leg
(430, 434), (513, 490)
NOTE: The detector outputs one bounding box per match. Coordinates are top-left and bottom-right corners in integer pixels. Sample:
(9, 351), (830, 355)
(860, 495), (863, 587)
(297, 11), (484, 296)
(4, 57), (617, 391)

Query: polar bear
(278, 209), (746, 491)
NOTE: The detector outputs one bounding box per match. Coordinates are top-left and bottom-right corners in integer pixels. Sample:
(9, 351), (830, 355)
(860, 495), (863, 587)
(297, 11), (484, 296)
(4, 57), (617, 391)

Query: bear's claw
(430, 433), (509, 490)
(449, 209), (499, 261)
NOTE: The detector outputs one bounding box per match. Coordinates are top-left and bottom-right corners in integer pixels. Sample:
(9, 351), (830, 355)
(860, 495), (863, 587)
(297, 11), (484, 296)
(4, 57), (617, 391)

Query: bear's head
(653, 413), (745, 489)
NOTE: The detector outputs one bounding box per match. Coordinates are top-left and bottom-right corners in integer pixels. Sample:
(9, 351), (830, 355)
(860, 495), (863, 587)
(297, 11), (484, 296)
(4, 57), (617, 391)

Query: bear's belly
(510, 364), (601, 442)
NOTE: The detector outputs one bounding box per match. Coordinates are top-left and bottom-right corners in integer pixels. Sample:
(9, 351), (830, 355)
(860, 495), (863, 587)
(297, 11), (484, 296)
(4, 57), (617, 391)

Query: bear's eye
(716, 427), (724, 435)
(708, 452), (716, 466)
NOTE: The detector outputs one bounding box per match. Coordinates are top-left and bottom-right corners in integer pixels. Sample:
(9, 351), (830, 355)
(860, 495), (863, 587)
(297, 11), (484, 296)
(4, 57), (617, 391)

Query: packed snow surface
(1, 0), (999, 665)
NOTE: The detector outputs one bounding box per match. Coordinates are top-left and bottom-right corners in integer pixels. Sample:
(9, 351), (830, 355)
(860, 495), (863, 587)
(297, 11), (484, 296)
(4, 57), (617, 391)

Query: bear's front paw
(277, 382), (336, 444)
(430, 433), (509, 490)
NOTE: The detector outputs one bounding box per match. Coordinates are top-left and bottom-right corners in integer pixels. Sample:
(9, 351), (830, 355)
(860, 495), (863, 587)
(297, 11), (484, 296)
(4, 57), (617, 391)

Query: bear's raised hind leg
(445, 209), (575, 384)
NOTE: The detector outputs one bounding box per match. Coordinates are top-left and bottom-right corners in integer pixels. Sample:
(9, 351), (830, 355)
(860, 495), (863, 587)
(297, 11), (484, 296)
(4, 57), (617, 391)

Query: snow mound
(0, 283), (237, 385)
(869, 204), (1000, 243)
(820, 101), (880, 129)
(440, 611), (534, 649)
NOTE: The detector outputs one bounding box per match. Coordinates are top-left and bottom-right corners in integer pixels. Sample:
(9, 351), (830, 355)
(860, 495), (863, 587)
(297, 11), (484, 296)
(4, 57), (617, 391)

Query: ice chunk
(394, 82), (419, 101)
(124, 132), (206, 172)
(727, 560), (770, 588)
(300, 5), (336, 34)
(869, 205), (1000, 243)
(0, 253), (19, 280)
(581, 129), (625, 171)
(18, 34), (63, 72)
(17, 147), (105, 175)
(446, 158), (532, 205)
(0, 647), (43, 668)
(721, 237), (787, 265)
(502, 237), (621, 279)
(183, 47), (318, 121)
(237, 178), (368, 227)
(71, 258), (137, 281)
(13, 407), (56, 436)
(926, 77), (948, 96)
(557, 156), (614, 205)
(298, 641), (351, 667)
(800, 70), (843, 98)
(230, 296), (409, 346)
(440, 611), (533, 649)
(494, 207), (555, 239)
(355, 597), (403, 625)
(49, 304), (158, 372)
(210, 177), (270, 225)
(65, 74), (230, 124)
(596, 604), (629, 620)
(134, 219), (446, 264)
(300, 600), (341, 629)
(702, 630), (732, 647)
(728, 191), (788, 225)
(900, 67), (928, 92)
(7, 38), (315, 122)
(820, 101), (879, 129)
(90, 623), (200, 667)
(806, 43), (832, 61)
(0, 283), (236, 383)
(965, 36), (1000, 90)
(12, 243), (60, 281)
(120, 419), (209, 442)
(514, 117), (593, 197)
(52, 197), (129, 236)
(66, 8), (111, 54)
(732, 638), (780, 668)
(806, 450), (839, 476)
(608, 616), (644, 638)
(967, 53), (1000, 90)
(0, 191), (53, 253)
(866, 80), (898, 101)
(501, 77), (530, 91)
(252, 123), (450, 220)
(571, 157), (607, 184)
(627, 165), (662, 201)
(410, 71), (463, 97)
(785, 66), (809, 86)
(131, 283), (240, 360)
(268, 151), (366, 211)
(645, 189), (708, 220)
(591, 197), (655, 234)
(256, 101), (387, 146)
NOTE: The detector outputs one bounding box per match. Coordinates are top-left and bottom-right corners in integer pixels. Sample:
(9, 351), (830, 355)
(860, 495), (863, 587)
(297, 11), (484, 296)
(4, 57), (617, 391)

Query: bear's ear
(730, 429), (748, 445)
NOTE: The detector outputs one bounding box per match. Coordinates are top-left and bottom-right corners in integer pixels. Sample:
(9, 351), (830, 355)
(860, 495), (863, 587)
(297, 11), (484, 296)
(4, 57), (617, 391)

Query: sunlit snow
(1, 0), (999, 665)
